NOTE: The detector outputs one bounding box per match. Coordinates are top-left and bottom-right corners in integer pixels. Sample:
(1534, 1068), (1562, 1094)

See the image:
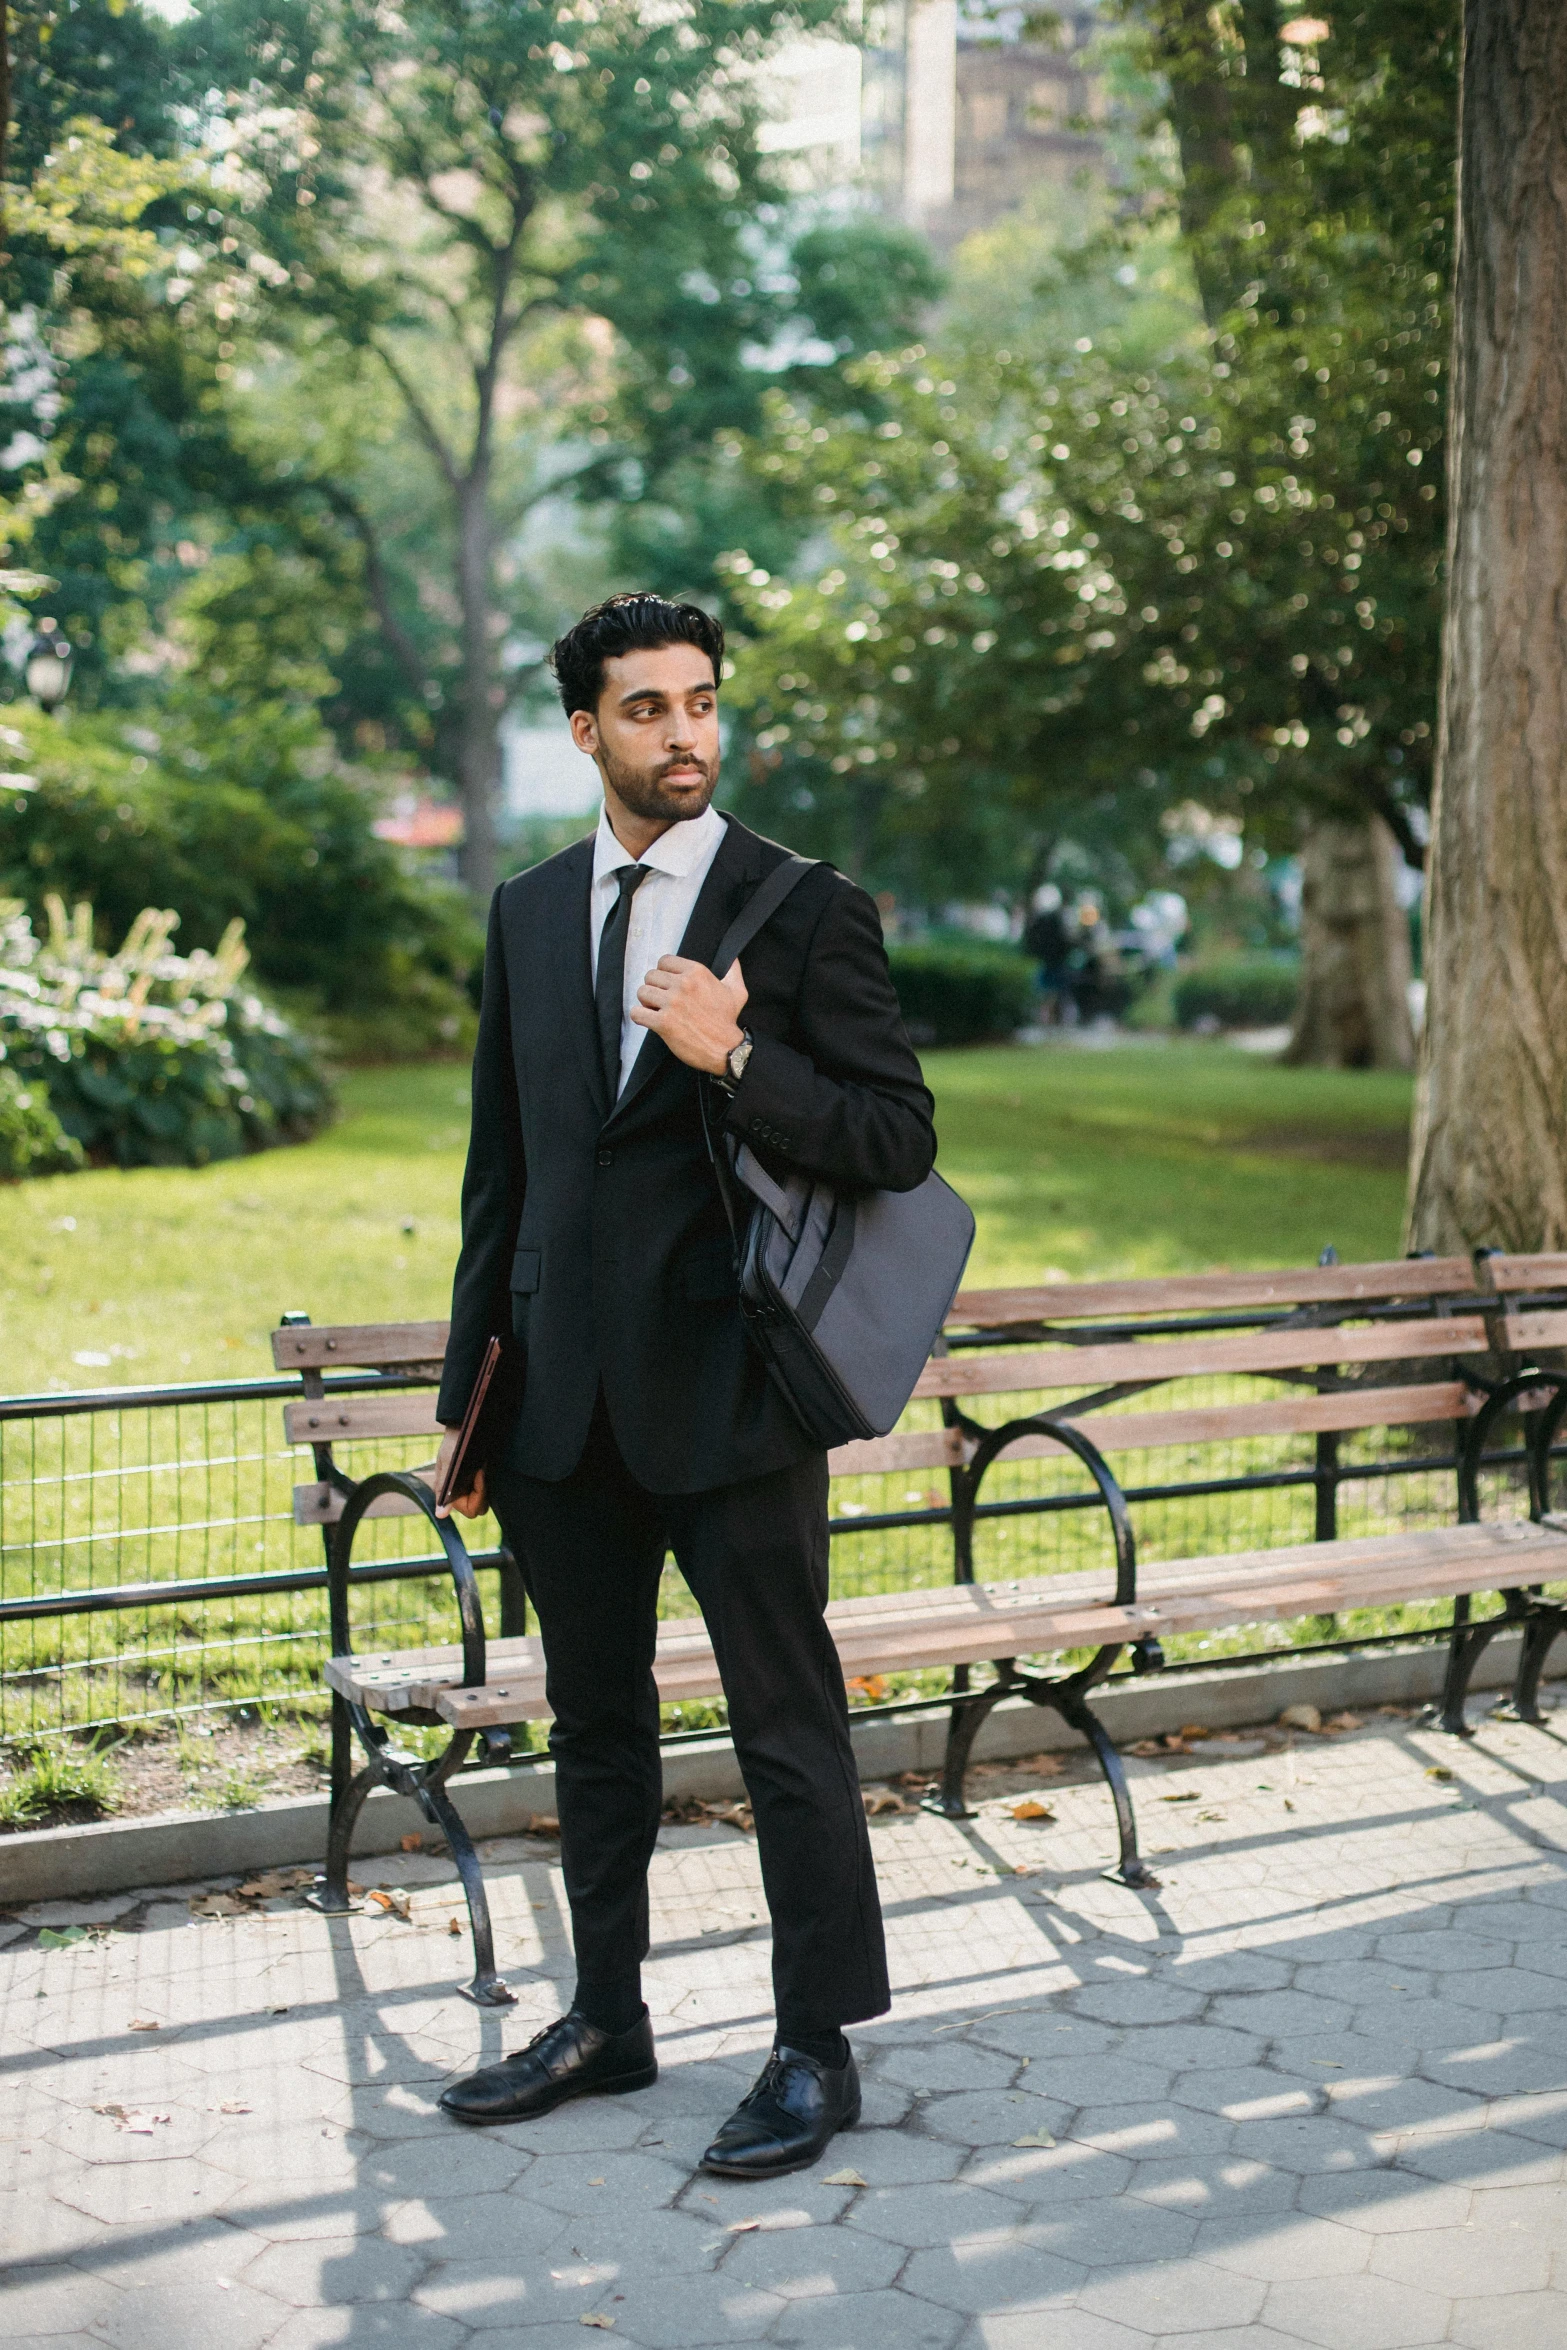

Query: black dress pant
(488, 1398), (890, 2032)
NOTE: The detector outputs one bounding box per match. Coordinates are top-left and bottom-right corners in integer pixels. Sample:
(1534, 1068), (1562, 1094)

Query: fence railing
(1, 1333), (1553, 1749)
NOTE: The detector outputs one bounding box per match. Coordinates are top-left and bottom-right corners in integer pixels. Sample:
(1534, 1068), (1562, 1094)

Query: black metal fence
(0, 1330), (1549, 1747)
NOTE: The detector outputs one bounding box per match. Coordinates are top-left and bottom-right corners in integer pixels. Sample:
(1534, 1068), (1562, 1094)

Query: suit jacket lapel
(605, 814), (763, 1128)
(549, 837), (608, 1120)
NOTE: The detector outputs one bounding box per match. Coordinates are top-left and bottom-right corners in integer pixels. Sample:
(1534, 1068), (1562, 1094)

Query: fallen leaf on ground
(447, 1919), (462, 1936)
(1178, 1724), (1212, 1741)
(1279, 1703), (1322, 1733)
(128, 2018), (160, 2031)
(1159, 1791), (1200, 1803)
(94, 2104), (170, 2133)
(1324, 1712), (1363, 1731)
(1283, 1798), (1297, 1812)
(367, 1887), (412, 1921)
(587, 2177), (605, 2186)
(1197, 1810), (1227, 1823)
(824, 2167), (867, 2187)
(1012, 2133), (1056, 2148)
(37, 1926), (87, 1948)
(1425, 1764), (1455, 1781)
(578, 2318), (615, 2331)
(400, 1833), (423, 1852)
(727, 2218), (761, 2233)
(190, 1894), (243, 1919)
(1010, 1800), (1054, 1822)
(1310, 2059), (1344, 2068)
(862, 1790), (910, 1816)
(218, 2101), (253, 2114)
(528, 1815), (560, 1837)
(1129, 1740), (1163, 1757)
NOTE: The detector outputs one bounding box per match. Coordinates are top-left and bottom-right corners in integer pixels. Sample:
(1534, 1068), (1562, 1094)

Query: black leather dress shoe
(699, 2043), (861, 2178)
(439, 2009), (656, 2125)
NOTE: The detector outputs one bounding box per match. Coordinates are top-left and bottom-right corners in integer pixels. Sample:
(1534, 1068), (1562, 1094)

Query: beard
(598, 743), (719, 822)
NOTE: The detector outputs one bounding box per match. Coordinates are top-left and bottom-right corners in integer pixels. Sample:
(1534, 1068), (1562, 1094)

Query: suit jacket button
(596, 1146), (614, 1167)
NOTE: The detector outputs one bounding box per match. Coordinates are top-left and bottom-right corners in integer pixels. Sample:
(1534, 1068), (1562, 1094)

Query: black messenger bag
(699, 857), (976, 1449)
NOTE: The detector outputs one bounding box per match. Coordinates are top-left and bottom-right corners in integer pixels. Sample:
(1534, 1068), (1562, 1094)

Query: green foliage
(1173, 957), (1299, 1033)
(0, 1735), (122, 1827)
(0, 1065), (82, 1180)
(0, 897), (333, 1169)
(0, 704), (480, 1055)
(887, 943), (1036, 1047)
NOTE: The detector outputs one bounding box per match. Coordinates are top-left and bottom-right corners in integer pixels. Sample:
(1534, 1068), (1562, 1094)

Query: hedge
(1172, 956), (1300, 1032)
(887, 944), (1036, 1047)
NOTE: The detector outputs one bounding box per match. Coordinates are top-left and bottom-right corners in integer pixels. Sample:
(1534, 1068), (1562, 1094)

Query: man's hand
(434, 1425), (487, 1520)
(632, 955), (747, 1075)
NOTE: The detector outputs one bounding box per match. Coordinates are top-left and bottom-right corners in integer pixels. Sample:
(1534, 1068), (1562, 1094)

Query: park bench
(276, 1249), (1567, 2004)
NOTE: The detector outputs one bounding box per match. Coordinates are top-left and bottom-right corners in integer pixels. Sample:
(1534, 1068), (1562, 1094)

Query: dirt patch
(0, 1717), (332, 1834)
(1233, 1122), (1411, 1171)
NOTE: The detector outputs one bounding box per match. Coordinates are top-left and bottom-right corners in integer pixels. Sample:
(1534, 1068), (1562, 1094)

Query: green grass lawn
(0, 1041), (1414, 1396)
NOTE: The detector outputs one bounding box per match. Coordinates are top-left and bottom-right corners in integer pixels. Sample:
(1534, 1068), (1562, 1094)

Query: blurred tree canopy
(725, 0), (1455, 1065)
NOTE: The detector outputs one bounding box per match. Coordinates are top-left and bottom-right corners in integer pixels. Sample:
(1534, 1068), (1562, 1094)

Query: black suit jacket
(437, 813), (937, 1492)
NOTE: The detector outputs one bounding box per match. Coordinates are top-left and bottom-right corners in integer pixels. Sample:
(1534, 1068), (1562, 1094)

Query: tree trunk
(455, 474), (500, 904)
(1282, 814), (1415, 1071)
(1406, 0), (1567, 1251)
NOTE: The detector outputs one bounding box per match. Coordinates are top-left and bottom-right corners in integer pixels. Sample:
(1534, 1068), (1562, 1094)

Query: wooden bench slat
(826, 1429), (965, 1476)
(1484, 1256), (1567, 1294)
(988, 1381), (1474, 1460)
(915, 1315), (1490, 1400)
(1498, 1309), (1567, 1351)
(273, 1321), (450, 1371)
(949, 1259), (1476, 1327)
(326, 1520), (1567, 1730)
(284, 1394), (444, 1444)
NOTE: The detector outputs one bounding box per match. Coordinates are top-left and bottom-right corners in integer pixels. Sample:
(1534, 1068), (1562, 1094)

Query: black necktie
(596, 863), (650, 1103)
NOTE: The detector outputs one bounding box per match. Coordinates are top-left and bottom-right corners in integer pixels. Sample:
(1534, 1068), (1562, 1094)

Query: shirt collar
(592, 799), (726, 886)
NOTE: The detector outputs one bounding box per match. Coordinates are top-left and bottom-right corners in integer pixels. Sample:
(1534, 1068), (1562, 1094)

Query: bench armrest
(962, 1414), (1138, 1609)
(328, 1469), (487, 1692)
(1458, 1369), (1567, 1526)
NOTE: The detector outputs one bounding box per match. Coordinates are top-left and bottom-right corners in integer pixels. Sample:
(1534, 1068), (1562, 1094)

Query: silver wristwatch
(720, 1031), (754, 1093)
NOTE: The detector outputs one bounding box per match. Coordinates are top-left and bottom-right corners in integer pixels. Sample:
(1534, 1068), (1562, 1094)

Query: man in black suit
(433, 593), (935, 2176)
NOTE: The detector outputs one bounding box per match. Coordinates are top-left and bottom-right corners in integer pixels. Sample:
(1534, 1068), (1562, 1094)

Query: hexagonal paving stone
(963, 2139), (1136, 2206)
(52, 2153), (237, 2228)
(1123, 2026), (1263, 2076)
(1027, 2191), (1199, 2269)
(1450, 2290), (1567, 2350)
(1172, 2068), (1315, 2123)
(240, 2232), (428, 2307)
(720, 2219), (904, 2299)
(1370, 2221), (1551, 2299)
(380, 2190), (568, 2258)
(1072, 2103), (1235, 2161)
(355, 2130), (533, 2201)
(922, 2089), (1073, 2148)
(1209, 1992), (1355, 2041)
(770, 2287), (965, 2349)
(1445, 1968), (1567, 2015)
(968, 2015), (1119, 2063)
(264, 2306), (467, 2348)
(1069, 1979), (1205, 2029)
(902, 2226), (1084, 2314)
(1125, 2156), (1298, 2218)
(1036, 2056), (1174, 2109)
(1077, 2256), (1266, 2335)
(88, 2276), (283, 2350)
(974, 2309), (1150, 2350)
(1261, 2271), (1450, 2348)
(822, 2127), (964, 2186)
(518, 2146), (689, 2217)
(875, 2042), (1018, 2094)
(845, 2178), (1028, 2249)
(594, 2268), (785, 2346)
(1195, 2216), (1370, 2282)
(1370, 1931), (1514, 1975)
(1229, 2115), (1385, 2175)
(1298, 2171), (1473, 2233)
(1169, 1954), (1294, 1996)
(1389, 2129), (1563, 2189)
(0, 2264), (124, 2339)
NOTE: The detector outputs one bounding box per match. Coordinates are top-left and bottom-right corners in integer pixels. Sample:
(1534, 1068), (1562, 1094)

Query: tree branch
(371, 339), (466, 493)
(317, 480), (433, 705)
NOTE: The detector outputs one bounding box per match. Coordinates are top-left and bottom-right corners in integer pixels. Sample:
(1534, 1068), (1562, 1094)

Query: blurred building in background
(771, 2), (1108, 242)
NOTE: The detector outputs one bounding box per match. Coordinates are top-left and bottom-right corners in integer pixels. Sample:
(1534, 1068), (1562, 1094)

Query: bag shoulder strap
(710, 853), (818, 976)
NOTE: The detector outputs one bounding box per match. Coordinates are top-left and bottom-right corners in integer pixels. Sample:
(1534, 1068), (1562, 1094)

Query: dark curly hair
(547, 592), (726, 718)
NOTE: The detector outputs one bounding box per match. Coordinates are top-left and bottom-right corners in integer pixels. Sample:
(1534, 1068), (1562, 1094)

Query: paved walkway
(5, 1708), (1567, 2348)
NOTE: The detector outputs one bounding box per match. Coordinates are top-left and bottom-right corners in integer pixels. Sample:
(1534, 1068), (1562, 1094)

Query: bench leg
(1512, 1605), (1567, 1726)
(418, 1771), (517, 2008)
(1434, 1597), (1504, 1737)
(1049, 1683), (1159, 1891)
(306, 1692), (370, 1914)
(922, 1680), (1014, 1820)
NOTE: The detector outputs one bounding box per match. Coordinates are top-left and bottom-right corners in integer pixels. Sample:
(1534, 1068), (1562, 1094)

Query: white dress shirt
(589, 800), (728, 1096)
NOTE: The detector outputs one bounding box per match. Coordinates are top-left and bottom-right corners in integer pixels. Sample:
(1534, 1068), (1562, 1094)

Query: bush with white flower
(0, 895), (333, 1171)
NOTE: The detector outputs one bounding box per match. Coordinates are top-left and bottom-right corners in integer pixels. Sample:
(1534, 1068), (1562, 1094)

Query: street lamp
(25, 622), (73, 715)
